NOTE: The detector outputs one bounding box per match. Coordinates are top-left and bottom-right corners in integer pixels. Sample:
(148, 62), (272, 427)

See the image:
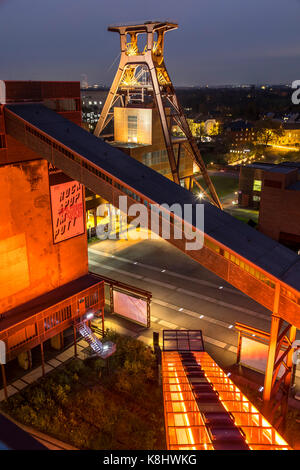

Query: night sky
(1, 0), (300, 86)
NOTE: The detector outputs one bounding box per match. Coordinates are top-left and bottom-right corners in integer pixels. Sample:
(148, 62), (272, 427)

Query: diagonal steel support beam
(94, 22), (222, 208)
(263, 283), (297, 430)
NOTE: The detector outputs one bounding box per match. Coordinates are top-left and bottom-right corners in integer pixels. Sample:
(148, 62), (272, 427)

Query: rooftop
(108, 20), (178, 33)
(245, 162), (300, 175)
(0, 273), (103, 333)
(244, 162), (275, 170)
(269, 166), (297, 174)
(287, 181), (300, 191)
(226, 120), (254, 131)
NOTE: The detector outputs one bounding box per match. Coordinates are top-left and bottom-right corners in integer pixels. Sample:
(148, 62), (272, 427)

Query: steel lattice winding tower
(94, 21), (222, 209)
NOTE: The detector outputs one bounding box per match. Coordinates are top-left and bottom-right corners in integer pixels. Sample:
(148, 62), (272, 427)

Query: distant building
(238, 162), (275, 209)
(81, 88), (108, 131)
(259, 164), (300, 250)
(256, 116), (300, 147)
(225, 120), (256, 148)
(239, 162), (300, 250)
(279, 122), (300, 146)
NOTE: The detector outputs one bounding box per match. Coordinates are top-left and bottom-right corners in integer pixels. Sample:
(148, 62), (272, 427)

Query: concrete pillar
(18, 350), (32, 370)
(50, 332), (64, 350)
(1, 364), (7, 400)
(93, 208), (97, 228)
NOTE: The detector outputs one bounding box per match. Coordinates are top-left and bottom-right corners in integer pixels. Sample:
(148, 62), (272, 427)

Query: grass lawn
(1, 332), (165, 450)
(195, 174), (239, 199)
(231, 215), (250, 224)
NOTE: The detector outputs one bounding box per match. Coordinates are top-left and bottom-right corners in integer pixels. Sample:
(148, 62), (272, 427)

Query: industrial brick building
(238, 162), (300, 250)
(258, 163), (300, 250)
(0, 81), (105, 379)
(2, 78), (300, 417)
(238, 162), (275, 209)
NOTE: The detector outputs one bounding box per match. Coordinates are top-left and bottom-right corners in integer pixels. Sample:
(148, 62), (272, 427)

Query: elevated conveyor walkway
(4, 103), (300, 327)
(162, 330), (291, 450)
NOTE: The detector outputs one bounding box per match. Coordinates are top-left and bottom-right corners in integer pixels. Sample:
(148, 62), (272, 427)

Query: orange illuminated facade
(0, 81), (105, 395)
(162, 351), (213, 450)
(162, 350), (291, 450)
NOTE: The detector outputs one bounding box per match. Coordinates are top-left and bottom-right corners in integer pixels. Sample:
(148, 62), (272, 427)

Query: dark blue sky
(1, 0), (300, 86)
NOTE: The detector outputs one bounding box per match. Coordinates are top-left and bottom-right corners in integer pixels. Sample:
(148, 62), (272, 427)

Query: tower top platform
(108, 21), (178, 34)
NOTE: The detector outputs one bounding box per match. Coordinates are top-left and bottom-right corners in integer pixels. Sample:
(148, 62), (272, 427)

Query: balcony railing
(0, 280), (104, 361)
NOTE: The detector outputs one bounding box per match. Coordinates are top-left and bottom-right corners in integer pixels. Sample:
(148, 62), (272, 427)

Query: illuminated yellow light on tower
(114, 107), (152, 145)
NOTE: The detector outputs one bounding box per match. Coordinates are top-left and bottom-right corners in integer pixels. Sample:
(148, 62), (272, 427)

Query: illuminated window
(253, 179), (262, 191)
(205, 239), (221, 254)
(142, 152), (152, 166)
(128, 115), (138, 142)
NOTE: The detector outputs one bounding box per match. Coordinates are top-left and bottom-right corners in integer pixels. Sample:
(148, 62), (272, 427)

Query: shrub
(0, 334), (165, 450)
(66, 358), (86, 375)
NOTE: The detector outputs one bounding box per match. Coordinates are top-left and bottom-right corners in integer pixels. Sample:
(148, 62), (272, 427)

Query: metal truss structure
(263, 306), (297, 429)
(235, 320), (296, 430)
(94, 21), (222, 209)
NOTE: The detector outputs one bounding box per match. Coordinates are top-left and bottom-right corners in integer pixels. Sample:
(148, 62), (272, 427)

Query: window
(253, 195), (260, 202)
(205, 239), (221, 254)
(128, 115), (138, 142)
(207, 242), (275, 289)
(0, 134), (5, 148)
(142, 152), (152, 166)
(253, 180), (262, 191)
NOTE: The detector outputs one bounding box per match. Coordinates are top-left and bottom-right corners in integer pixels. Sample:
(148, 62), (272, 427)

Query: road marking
(88, 247), (243, 296)
(177, 287), (269, 321)
(143, 277), (176, 290)
(158, 319), (178, 329)
(90, 260), (270, 327)
(152, 298), (231, 329)
(89, 259), (143, 279)
(90, 258), (269, 322)
(203, 336), (228, 350)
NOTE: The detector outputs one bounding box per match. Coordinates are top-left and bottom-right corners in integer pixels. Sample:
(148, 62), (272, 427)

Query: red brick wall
(0, 159), (88, 316)
(259, 183), (300, 241)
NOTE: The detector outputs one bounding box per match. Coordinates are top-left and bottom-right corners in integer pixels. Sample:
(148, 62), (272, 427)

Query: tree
(255, 119), (284, 147)
(209, 122), (220, 136)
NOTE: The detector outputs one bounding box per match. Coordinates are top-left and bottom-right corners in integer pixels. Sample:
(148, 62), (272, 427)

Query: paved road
(89, 236), (300, 387)
(88, 238), (274, 363)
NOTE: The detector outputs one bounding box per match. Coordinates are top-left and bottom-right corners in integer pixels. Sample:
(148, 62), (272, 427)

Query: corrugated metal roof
(6, 103), (300, 291)
(0, 273), (103, 332)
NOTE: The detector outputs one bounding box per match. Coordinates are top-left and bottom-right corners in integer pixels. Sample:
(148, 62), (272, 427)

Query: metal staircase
(78, 323), (116, 359)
